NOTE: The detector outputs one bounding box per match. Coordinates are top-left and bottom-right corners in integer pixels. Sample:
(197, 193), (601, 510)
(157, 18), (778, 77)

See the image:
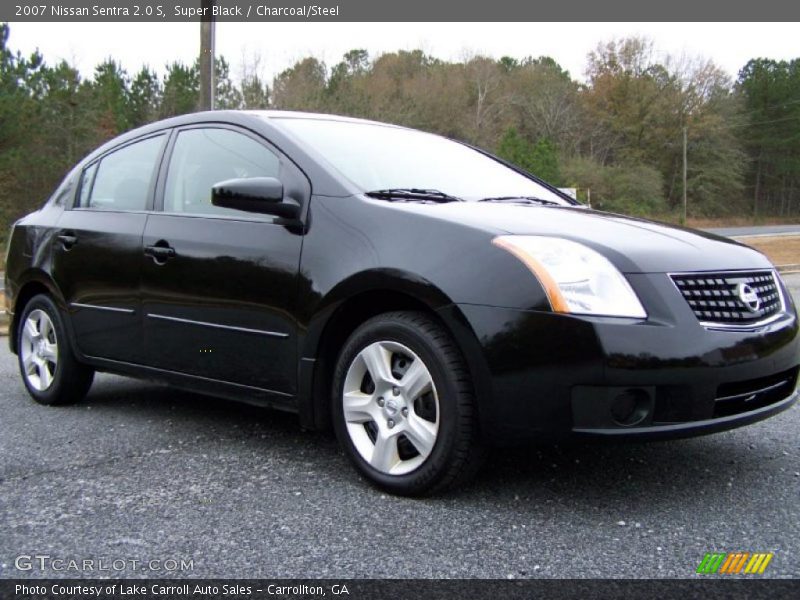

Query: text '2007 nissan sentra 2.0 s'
(4, 111), (799, 495)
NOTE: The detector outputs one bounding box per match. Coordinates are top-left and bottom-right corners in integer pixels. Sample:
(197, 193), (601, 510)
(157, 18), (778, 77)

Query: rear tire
(332, 311), (483, 495)
(17, 294), (94, 406)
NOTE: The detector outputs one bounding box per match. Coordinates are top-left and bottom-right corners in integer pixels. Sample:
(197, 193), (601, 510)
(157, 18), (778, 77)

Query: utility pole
(682, 125), (688, 225)
(199, 0), (216, 111)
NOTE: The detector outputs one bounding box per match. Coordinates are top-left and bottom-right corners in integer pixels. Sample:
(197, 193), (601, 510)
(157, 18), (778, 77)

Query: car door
(140, 125), (307, 396)
(53, 133), (167, 363)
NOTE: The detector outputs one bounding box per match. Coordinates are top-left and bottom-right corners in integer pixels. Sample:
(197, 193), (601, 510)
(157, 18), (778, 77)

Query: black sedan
(4, 111), (799, 495)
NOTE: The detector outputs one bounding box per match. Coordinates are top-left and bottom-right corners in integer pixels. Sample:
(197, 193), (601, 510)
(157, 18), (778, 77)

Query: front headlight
(492, 235), (647, 318)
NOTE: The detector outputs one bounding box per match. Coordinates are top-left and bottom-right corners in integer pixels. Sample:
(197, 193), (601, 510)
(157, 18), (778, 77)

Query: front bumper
(439, 273), (800, 444)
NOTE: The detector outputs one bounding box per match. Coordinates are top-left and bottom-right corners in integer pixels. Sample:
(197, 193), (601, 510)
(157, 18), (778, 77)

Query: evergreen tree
(160, 61), (198, 118)
(496, 128), (561, 184)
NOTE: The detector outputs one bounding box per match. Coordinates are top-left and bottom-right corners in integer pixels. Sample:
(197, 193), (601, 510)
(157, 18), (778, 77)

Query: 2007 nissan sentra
(5, 111), (799, 495)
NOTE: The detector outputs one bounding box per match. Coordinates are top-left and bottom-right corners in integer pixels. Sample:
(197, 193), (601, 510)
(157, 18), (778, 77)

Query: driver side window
(163, 128), (281, 218)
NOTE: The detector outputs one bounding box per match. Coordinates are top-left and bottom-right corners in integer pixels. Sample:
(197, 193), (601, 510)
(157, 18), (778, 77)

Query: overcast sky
(7, 22), (800, 83)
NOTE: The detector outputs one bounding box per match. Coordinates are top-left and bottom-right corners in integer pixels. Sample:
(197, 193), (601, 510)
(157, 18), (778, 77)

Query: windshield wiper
(478, 196), (562, 206)
(365, 188), (464, 203)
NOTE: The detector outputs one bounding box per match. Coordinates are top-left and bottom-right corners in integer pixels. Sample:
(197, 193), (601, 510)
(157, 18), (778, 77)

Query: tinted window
(164, 128), (280, 217)
(81, 135), (164, 211)
(274, 117), (568, 204)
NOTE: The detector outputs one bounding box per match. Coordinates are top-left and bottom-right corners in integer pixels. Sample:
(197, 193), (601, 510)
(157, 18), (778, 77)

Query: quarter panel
(5, 204), (68, 349)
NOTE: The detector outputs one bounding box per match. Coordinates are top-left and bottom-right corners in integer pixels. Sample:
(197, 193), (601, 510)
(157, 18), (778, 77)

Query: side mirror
(211, 177), (300, 219)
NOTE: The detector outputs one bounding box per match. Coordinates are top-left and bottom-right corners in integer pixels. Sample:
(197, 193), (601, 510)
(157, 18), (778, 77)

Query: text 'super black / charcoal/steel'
(4, 111), (799, 495)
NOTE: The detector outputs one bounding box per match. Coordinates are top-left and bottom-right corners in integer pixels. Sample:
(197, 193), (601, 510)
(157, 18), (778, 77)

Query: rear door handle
(57, 232), (77, 249)
(144, 242), (176, 264)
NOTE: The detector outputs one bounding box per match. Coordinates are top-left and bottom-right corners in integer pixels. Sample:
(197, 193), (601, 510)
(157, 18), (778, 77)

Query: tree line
(1, 23), (798, 240)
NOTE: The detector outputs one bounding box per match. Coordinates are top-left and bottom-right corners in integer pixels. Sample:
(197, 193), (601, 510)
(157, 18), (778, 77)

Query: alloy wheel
(342, 340), (440, 475)
(20, 309), (59, 391)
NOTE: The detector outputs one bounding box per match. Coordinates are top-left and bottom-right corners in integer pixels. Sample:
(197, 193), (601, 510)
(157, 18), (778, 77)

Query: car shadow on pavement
(454, 434), (780, 519)
(78, 375), (784, 513)
(80, 374), (343, 452)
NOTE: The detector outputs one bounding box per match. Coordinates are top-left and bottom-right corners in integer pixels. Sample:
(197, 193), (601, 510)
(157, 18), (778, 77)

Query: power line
(727, 114), (800, 129)
(740, 97), (800, 112)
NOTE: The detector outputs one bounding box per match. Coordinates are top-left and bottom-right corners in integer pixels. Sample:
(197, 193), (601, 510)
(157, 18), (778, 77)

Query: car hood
(404, 202), (772, 274)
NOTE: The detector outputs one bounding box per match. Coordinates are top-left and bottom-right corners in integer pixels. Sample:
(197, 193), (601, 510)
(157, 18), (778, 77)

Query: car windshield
(272, 117), (570, 204)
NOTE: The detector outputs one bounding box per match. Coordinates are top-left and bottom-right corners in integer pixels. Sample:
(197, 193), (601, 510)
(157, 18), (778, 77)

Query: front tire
(332, 311), (483, 495)
(17, 294), (94, 406)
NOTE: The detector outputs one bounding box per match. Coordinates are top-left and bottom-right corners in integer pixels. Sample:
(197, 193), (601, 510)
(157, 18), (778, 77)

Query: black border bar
(4, 0), (800, 22)
(3, 579), (800, 600)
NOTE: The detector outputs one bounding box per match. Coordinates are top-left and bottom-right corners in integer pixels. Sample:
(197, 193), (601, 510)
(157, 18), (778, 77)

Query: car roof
(72, 110), (374, 199)
(255, 110), (405, 128)
(82, 110), (405, 166)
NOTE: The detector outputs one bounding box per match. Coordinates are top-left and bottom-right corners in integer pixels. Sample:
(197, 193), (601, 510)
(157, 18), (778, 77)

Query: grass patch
(738, 235), (800, 267)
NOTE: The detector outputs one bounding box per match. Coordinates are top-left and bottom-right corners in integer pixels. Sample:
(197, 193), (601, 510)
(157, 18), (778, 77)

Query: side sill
(83, 354), (299, 413)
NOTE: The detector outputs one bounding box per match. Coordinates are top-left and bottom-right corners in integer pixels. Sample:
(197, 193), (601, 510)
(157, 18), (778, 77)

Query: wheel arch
(297, 269), (490, 433)
(8, 270), (68, 354)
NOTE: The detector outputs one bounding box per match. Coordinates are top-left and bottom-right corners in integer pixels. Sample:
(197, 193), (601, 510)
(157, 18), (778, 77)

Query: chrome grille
(670, 270), (783, 326)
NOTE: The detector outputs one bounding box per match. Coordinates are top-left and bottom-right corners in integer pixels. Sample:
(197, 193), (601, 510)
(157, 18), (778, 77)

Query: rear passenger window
(163, 128), (280, 217)
(80, 135), (164, 211)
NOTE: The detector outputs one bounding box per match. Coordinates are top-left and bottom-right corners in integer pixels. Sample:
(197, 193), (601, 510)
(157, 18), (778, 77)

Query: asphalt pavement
(0, 275), (799, 579)
(704, 224), (800, 238)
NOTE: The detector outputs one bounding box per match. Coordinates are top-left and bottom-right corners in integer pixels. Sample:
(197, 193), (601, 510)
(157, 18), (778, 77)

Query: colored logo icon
(696, 552), (773, 574)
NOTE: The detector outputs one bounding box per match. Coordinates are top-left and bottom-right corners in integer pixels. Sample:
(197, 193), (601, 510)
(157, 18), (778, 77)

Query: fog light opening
(611, 389), (651, 427)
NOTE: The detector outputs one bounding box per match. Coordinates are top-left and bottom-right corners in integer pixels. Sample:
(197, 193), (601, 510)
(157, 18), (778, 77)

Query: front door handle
(144, 242), (176, 264)
(57, 232), (77, 250)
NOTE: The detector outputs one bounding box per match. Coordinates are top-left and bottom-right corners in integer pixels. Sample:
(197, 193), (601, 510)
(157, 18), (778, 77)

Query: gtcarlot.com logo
(696, 552), (773, 575)
(14, 554), (194, 573)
